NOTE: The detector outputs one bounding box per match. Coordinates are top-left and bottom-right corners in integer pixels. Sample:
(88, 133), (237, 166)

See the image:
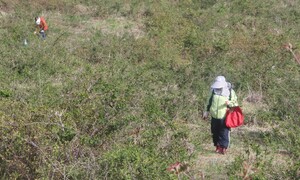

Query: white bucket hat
(36, 17), (41, 25)
(211, 75), (227, 89)
(211, 80), (227, 89)
(215, 76), (226, 82)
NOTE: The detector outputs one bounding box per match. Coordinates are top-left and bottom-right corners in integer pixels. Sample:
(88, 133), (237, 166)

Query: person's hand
(202, 111), (209, 120)
(34, 31), (37, 34)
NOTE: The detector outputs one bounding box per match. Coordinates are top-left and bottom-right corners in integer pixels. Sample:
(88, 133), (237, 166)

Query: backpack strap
(207, 87), (232, 111)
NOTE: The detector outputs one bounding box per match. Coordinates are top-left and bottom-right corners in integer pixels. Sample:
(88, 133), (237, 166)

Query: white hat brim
(211, 81), (227, 89)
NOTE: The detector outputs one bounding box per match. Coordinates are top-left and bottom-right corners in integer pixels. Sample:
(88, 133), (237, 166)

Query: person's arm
(34, 25), (40, 34)
(203, 91), (213, 119)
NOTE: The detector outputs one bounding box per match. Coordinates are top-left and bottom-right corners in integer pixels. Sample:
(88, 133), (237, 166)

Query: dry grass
(73, 4), (96, 15)
(45, 12), (145, 53)
(0, 10), (9, 17)
(89, 16), (145, 39)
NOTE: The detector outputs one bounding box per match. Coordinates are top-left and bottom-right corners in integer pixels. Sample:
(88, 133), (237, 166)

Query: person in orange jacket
(34, 16), (48, 39)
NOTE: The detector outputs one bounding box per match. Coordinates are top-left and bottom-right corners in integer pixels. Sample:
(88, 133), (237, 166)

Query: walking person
(34, 16), (48, 40)
(203, 76), (238, 154)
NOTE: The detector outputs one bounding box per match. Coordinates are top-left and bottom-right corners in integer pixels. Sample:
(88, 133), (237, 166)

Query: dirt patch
(73, 4), (96, 15)
(74, 4), (89, 14)
(0, 0), (14, 13)
(195, 143), (244, 179)
(0, 10), (9, 17)
(0, 1), (14, 17)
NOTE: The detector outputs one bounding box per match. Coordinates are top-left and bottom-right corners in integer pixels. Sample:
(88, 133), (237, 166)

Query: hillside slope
(0, 0), (299, 179)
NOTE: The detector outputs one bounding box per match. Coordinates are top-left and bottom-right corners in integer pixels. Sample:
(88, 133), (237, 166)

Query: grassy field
(0, 0), (300, 179)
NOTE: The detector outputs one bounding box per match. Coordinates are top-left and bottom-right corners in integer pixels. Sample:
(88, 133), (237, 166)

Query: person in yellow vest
(203, 76), (238, 154)
(34, 16), (48, 39)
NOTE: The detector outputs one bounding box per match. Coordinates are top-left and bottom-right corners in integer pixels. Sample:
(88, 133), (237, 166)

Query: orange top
(38, 17), (48, 31)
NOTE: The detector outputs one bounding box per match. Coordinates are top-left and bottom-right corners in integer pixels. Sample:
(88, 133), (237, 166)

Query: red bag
(225, 106), (244, 128)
